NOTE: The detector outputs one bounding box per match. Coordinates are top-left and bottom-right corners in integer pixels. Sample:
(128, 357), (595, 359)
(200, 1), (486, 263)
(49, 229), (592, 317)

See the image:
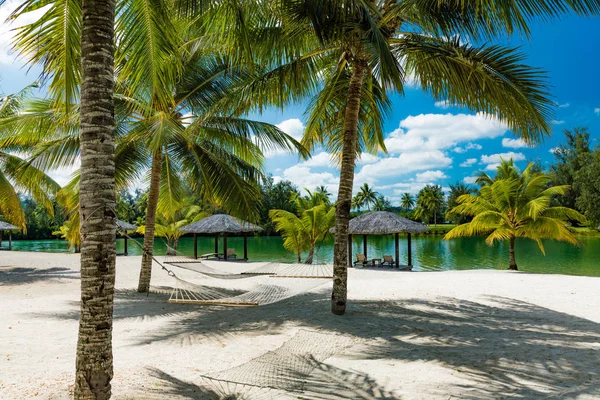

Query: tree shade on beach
(445, 159), (586, 270)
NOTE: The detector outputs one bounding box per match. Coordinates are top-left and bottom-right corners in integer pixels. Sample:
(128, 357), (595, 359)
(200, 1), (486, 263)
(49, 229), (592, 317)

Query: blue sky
(1, 4), (599, 203)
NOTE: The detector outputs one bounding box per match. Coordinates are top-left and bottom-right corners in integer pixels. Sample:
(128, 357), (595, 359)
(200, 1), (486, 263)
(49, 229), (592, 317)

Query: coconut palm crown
(444, 159), (586, 270)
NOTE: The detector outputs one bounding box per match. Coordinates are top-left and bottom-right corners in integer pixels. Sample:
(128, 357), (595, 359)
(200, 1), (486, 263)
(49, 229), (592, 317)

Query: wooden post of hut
(214, 233), (219, 255)
(0, 231), (2, 248)
(194, 233), (198, 259)
(395, 233), (399, 269)
(363, 234), (368, 259)
(8, 231), (12, 250)
(347, 234), (353, 267)
(123, 236), (128, 256)
(407, 233), (412, 267)
(223, 233), (228, 260)
(243, 232), (248, 260)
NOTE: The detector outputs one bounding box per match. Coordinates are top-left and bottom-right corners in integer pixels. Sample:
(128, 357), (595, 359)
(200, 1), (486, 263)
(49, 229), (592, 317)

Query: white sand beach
(1, 251), (599, 399)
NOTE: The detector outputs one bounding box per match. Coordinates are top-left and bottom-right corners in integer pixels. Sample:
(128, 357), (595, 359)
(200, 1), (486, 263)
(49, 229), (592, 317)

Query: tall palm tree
(74, 0), (117, 396)
(358, 183), (378, 211)
(6, 2), (306, 293)
(373, 195), (391, 211)
(445, 159), (586, 270)
(400, 193), (415, 211)
(242, 0), (600, 315)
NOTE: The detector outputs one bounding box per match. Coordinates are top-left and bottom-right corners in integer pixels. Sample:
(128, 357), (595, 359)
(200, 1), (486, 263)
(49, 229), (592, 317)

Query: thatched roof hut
(179, 214), (263, 260)
(0, 221), (19, 231)
(180, 214), (262, 234)
(116, 220), (137, 231)
(0, 221), (19, 250)
(341, 211), (429, 269)
(347, 211), (429, 235)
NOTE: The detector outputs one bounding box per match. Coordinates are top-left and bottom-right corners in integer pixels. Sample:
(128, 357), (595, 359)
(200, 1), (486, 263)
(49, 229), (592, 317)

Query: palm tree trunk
(305, 246), (315, 264)
(74, 0), (116, 397)
(137, 152), (162, 292)
(508, 236), (518, 270)
(332, 60), (366, 316)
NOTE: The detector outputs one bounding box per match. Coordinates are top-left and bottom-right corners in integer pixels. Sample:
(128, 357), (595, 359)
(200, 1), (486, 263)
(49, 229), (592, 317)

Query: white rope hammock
(168, 274), (330, 306)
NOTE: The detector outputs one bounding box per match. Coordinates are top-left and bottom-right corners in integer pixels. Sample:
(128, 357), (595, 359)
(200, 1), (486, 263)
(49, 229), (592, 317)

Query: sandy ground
(1, 251), (599, 399)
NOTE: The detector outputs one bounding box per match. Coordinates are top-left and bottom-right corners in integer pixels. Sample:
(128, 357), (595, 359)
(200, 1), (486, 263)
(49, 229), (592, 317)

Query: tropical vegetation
(445, 159), (586, 270)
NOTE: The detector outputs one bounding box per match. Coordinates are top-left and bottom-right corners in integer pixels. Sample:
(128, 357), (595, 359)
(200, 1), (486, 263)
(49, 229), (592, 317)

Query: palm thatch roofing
(117, 220), (137, 231)
(0, 221), (19, 231)
(346, 211), (429, 235)
(179, 214), (263, 234)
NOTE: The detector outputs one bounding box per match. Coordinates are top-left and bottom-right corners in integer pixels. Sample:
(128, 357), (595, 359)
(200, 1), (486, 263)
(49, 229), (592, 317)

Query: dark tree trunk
(137, 152), (162, 292)
(74, 0), (117, 397)
(508, 236), (518, 270)
(331, 61), (366, 316)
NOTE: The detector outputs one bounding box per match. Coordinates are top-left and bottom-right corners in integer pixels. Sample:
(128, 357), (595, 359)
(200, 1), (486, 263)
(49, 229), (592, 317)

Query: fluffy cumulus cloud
(454, 142), (482, 153)
(415, 170), (448, 182)
(460, 158), (477, 167)
(463, 176), (478, 184)
(480, 152), (526, 165)
(274, 165), (339, 193)
(384, 113), (507, 154)
(434, 100), (453, 109)
(300, 151), (332, 168)
(502, 138), (531, 149)
(354, 150), (452, 185)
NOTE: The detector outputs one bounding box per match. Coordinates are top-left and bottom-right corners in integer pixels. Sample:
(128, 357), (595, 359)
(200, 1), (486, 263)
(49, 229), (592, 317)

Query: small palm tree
(444, 159), (586, 270)
(358, 183), (378, 211)
(373, 195), (391, 211)
(269, 203), (335, 264)
(415, 185), (445, 226)
(352, 193), (364, 212)
(400, 193), (415, 211)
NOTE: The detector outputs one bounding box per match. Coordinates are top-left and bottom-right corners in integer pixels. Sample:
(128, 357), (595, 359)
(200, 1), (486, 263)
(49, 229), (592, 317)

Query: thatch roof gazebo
(0, 221), (20, 251)
(179, 214), (263, 260)
(347, 211), (429, 269)
(116, 220), (138, 256)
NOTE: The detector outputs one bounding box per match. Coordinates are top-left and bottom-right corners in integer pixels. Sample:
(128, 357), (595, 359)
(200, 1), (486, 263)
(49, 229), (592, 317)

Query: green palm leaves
(445, 159), (586, 270)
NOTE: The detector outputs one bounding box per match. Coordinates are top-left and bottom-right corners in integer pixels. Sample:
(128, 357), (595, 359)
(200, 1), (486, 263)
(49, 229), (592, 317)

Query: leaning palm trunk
(138, 152), (162, 292)
(74, 0), (117, 397)
(508, 236), (518, 270)
(332, 61), (366, 315)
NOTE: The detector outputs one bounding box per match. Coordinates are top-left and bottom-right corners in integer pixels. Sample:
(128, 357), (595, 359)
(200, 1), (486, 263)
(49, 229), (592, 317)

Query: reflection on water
(7, 235), (600, 277)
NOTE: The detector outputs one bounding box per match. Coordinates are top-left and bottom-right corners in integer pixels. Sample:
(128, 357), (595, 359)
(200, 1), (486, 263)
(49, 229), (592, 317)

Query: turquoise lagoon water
(6, 235), (600, 277)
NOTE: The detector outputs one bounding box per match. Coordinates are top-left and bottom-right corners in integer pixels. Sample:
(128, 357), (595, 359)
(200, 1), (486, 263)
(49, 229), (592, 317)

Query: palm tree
(269, 203), (335, 264)
(400, 193), (415, 212)
(358, 183), (378, 211)
(74, 0), (117, 396)
(415, 185), (445, 226)
(0, 85), (60, 230)
(373, 195), (391, 211)
(245, 0), (599, 315)
(445, 159), (586, 270)
(352, 193), (365, 212)
(7, 3), (306, 293)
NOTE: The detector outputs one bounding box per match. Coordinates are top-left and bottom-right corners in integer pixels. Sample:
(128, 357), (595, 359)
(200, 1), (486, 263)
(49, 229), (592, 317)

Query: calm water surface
(6, 235), (600, 277)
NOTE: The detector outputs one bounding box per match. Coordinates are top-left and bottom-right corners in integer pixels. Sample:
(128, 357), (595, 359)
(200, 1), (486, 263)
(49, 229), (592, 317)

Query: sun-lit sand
(1, 251), (599, 399)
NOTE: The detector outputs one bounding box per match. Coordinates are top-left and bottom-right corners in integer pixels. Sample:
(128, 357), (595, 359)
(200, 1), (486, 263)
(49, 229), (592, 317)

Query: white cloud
(357, 153), (379, 165)
(480, 152), (526, 164)
(551, 120), (565, 125)
(558, 103), (570, 108)
(415, 170), (448, 182)
(384, 113), (507, 154)
(485, 163), (501, 171)
(274, 165), (338, 193)
(300, 151), (332, 168)
(454, 142), (482, 153)
(502, 138), (531, 149)
(263, 118), (305, 158)
(0, 0), (51, 65)
(434, 100), (453, 109)
(463, 176), (478, 184)
(354, 150), (452, 185)
(460, 158), (477, 167)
